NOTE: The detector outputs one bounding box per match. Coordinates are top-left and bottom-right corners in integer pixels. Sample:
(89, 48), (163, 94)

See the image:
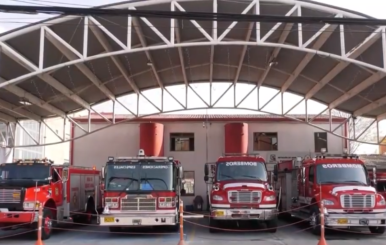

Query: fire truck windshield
(0, 164), (50, 182)
(216, 161), (267, 181)
(105, 161), (173, 191)
(316, 163), (369, 185)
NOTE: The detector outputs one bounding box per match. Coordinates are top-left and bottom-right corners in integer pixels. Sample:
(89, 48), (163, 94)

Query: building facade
(71, 114), (347, 205)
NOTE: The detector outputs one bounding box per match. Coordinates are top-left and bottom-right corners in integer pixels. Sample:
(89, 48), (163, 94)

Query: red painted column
(224, 123), (248, 154)
(139, 123), (164, 157)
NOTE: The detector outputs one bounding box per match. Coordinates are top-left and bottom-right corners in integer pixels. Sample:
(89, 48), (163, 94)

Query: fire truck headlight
(159, 197), (175, 208)
(212, 195), (223, 201)
(264, 195), (276, 202)
(105, 198), (119, 208)
(377, 195), (385, 206)
(322, 199), (334, 206)
(23, 202), (39, 210)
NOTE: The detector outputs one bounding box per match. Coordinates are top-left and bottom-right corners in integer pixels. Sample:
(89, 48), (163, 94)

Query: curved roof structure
(0, 0), (386, 123)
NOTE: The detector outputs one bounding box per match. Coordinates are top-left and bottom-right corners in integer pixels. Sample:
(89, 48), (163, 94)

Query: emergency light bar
(107, 149), (174, 162)
(14, 158), (54, 164)
(223, 152), (260, 157)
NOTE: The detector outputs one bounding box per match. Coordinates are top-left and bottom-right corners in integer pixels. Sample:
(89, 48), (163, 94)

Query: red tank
(139, 123), (164, 156)
(224, 123), (248, 154)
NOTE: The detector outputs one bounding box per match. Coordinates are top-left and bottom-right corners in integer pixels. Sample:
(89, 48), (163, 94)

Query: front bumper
(210, 208), (277, 221)
(0, 210), (37, 227)
(325, 212), (386, 227)
(99, 212), (178, 227)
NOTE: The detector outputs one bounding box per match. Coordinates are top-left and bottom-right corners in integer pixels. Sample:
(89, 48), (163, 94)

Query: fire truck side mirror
(101, 166), (105, 180)
(178, 166), (183, 179)
(204, 164), (209, 176)
(372, 167), (377, 185)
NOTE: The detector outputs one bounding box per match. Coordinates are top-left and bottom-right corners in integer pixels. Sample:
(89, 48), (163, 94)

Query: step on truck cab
(204, 153), (278, 233)
(99, 149), (184, 232)
(273, 149), (386, 235)
(0, 158), (101, 240)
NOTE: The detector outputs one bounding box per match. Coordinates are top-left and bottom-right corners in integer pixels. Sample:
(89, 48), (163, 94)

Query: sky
(0, 0), (385, 152)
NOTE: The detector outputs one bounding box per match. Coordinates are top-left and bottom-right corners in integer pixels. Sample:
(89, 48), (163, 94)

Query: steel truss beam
(0, 0), (386, 148)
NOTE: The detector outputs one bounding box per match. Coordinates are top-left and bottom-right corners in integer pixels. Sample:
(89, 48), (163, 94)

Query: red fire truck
(0, 158), (101, 240)
(99, 149), (183, 232)
(273, 149), (386, 235)
(363, 155), (386, 200)
(204, 153), (277, 233)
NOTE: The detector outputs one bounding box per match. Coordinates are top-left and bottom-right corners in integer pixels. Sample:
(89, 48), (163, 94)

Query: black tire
(41, 208), (54, 240)
(265, 218), (277, 233)
(209, 217), (219, 233)
(310, 205), (321, 236)
(369, 226), (385, 234)
(109, 226), (122, 232)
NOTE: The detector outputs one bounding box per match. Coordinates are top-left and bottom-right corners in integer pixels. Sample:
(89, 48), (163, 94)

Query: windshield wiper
(320, 181), (343, 184)
(341, 180), (367, 185)
(108, 176), (138, 196)
(220, 174), (234, 179)
(240, 175), (264, 180)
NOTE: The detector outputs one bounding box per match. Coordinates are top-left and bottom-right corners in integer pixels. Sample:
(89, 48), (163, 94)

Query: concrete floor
(1, 217), (385, 245)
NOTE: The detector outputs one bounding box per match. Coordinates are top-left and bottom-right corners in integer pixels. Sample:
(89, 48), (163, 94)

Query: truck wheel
(41, 208), (54, 240)
(369, 226), (385, 234)
(265, 218), (277, 233)
(209, 217), (219, 233)
(310, 206), (321, 236)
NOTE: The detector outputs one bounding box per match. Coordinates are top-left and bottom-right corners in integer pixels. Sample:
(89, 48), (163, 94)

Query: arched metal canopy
(0, 0), (386, 147)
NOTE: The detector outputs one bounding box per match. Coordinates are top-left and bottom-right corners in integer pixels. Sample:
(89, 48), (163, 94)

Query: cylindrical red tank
(139, 123), (164, 157)
(224, 123), (248, 154)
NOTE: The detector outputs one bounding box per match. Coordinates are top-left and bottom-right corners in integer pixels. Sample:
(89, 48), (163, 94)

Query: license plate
(104, 217), (115, 223)
(214, 211), (224, 216)
(359, 219), (369, 226)
(337, 218), (348, 224)
(132, 219), (142, 225)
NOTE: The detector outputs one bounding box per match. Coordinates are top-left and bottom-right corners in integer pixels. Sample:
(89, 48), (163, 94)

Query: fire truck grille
(0, 189), (21, 203)
(121, 198), (156, 211)
(340, 194), (375, 208)
(228, 191), (261, 203)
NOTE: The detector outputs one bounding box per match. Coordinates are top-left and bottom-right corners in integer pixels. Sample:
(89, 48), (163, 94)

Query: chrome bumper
(325, 212), (386, 227)
(99, 212), (178, 227)
(210, 208), (277, 221)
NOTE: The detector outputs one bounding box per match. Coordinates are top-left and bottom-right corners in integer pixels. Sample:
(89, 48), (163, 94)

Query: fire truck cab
(204, 153), (277, 233)
(0, 158), (101, 240)
(99, 149), (183, 232)
(274, 149), (386, 235)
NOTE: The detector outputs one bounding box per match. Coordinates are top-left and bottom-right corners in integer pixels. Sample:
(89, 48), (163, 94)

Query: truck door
(306, 165), (315, 205)
(204, 162), (216, 210)
(51, 168), (63, 206)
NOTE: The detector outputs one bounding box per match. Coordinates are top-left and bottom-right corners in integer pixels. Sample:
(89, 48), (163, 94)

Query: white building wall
(73, 121), (345, 205)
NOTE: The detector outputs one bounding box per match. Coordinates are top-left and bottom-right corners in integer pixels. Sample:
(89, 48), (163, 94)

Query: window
(253, 132), (278, 151)
(170, 133), (195, 151)
(181, 171), (195, 196)
(309, 166), (315, 182)
(314, 132), (328, 152)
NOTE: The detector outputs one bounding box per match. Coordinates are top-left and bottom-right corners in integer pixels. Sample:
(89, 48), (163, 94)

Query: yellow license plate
(214, 211), (224, 216)
(337, 218), (348, 224)
(104, 217), (115, 223)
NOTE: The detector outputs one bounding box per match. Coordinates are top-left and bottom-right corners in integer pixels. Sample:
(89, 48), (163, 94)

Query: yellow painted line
(187, 223), (196, 241)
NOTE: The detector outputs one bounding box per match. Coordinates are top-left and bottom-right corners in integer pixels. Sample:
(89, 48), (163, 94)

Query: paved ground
(0, 217), (385, 245)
